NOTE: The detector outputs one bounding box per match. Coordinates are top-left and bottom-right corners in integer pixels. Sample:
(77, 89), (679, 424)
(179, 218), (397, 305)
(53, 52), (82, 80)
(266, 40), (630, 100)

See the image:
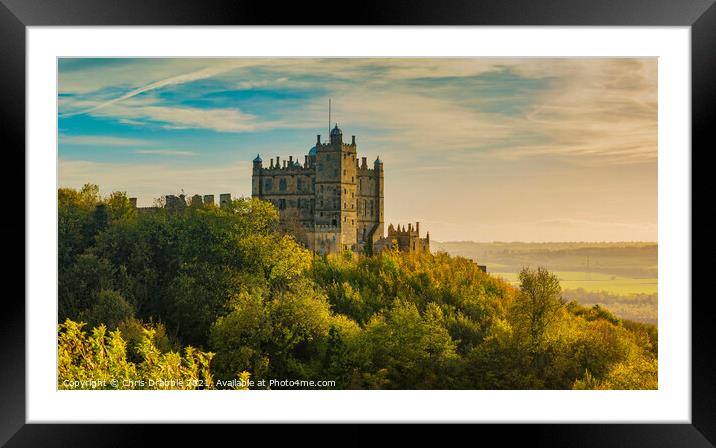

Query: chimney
(361, 157), (367, 169)
(416, 222), (420, 235)
(282, 160), (287, 169)
(317, 135), (321, 144)
(305, 155), (308, 167)
(276, 156), (280, 168)
(351, 135), (356, 145)
(289, 155), (293, 164)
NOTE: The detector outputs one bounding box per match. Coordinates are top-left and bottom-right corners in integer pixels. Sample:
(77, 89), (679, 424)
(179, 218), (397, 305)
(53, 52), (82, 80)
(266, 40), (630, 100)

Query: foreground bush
(58, 319), (214, 390)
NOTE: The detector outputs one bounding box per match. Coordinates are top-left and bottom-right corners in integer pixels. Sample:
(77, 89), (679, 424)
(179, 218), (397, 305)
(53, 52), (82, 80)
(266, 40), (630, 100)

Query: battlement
(129, 192), (232, 212)
(259, 154), (314, 171)
(387, 222), (423, 237)
(374, 221), (430, 255)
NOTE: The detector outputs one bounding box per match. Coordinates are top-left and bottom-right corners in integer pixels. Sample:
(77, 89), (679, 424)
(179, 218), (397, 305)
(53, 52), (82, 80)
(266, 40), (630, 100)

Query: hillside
(57, 185), (658, 390)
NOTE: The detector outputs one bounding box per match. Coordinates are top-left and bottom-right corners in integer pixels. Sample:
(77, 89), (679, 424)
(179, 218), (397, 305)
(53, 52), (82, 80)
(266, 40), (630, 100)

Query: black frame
(2, 0), (711, 445)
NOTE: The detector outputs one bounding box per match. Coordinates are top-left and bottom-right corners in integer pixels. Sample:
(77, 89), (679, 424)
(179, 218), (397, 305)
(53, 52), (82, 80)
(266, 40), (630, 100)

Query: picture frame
(3, 0), (711, 445)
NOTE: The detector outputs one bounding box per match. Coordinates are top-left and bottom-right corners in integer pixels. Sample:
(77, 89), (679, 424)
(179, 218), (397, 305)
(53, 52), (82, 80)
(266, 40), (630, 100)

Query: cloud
(536, 218), (657, 230)
(58, 58), (656, 165)
(59, 135), (155, 146)
(60, 61), (249, 116)
(133, 149), (197, 156)
(93, 102), (262, 132)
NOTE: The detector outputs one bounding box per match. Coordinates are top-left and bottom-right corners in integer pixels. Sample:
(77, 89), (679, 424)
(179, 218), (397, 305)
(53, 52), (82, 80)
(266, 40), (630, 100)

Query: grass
(491, 270), (658, 295)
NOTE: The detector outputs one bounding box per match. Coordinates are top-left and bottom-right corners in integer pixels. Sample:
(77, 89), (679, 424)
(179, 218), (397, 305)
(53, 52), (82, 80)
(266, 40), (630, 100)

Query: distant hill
(431, 241), (657, 279)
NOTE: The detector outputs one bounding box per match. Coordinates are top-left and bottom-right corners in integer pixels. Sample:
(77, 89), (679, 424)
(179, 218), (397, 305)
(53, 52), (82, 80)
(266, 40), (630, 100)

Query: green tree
(85, 289), (135, 330)
(512, 267), (564, 355)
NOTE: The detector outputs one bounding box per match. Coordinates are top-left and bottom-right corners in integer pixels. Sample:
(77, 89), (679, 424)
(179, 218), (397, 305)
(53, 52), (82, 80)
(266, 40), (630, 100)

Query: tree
(512, 267), (564, 355)
(85, 289), (135, 330)
(58, 253), (115, 321)
(355, 301), (459, 389)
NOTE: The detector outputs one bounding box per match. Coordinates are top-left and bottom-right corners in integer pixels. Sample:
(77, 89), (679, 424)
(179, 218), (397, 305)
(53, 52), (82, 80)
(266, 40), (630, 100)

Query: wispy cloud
(133, 149), (197, 156)
(59, 135), (155, 146)
(61, 62), (246, 117)
(91, 100), (262, 132)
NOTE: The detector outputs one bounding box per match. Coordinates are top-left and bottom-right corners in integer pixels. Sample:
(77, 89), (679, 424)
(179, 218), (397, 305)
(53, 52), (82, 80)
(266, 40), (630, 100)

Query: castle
(129, 123), (430, 256)
(251, 123), (429, 255)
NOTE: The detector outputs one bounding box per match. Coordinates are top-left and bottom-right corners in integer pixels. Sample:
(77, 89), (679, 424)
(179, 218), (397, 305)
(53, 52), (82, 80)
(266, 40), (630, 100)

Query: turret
(253, 154), (262, 176)
(330, 123), (343, 145)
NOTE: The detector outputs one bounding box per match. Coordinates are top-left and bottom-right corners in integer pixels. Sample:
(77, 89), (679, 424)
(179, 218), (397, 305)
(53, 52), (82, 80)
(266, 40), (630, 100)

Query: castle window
(343, 170), (346, 176)
(362, 228), (366, 241)
(351, 176), (354, 183)
(265, 179), (273, 192)
(320, 200), (324, 207)
(297, 178), (304, 191)
(344, 202), (347, 209)
(363, 200), (367, 216)
(278, 199), (286, 210)
(279, 178), (287, 192)
(343, 188), (347, 195)
(332, 219), (337, 226)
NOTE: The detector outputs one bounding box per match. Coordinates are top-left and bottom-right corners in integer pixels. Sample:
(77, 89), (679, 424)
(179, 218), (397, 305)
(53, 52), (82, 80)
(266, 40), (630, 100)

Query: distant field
(432, 241), (658, 323)
(491, 271), (658, 295)
(432, 241), (658, 294)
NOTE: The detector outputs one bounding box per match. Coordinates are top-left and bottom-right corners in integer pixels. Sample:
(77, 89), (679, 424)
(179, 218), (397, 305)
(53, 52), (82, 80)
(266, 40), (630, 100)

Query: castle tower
(252, 154), (262, 197)
(314, 123), (358, 252)
(250, 117), (386, 255)
(374, 156), (385, 244)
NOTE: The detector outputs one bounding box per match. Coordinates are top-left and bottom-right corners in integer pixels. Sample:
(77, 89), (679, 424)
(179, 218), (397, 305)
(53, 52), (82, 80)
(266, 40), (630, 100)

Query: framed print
(3, 0), (713, 445)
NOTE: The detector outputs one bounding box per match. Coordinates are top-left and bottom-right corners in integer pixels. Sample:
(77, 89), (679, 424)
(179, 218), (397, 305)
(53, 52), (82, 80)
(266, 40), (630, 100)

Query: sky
(58, 58), (657, 242)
